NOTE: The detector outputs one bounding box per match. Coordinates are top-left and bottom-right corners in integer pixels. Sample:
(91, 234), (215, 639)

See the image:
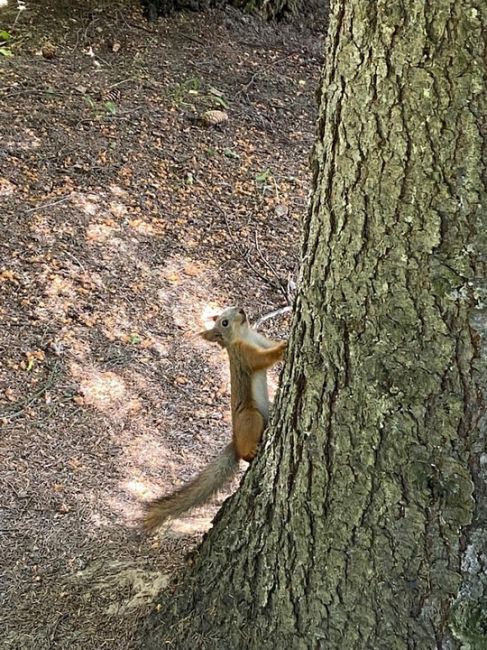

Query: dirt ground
(0, 2), (323, 647)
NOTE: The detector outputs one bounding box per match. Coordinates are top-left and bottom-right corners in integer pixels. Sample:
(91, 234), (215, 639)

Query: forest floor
(0, 2), (323, 648)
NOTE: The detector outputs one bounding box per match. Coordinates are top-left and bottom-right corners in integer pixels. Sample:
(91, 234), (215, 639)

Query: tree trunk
(140, 0), (486, 647)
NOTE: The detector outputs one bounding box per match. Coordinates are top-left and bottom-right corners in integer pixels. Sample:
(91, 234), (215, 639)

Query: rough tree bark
(141, 0), (486, 647)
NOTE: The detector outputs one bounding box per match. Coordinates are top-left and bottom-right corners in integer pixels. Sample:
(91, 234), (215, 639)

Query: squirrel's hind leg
(233, 410), (265, 462)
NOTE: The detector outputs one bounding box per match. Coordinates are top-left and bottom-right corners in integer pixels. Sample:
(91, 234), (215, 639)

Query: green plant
(170, 77), (202, 107)
(104, 101), (117, 115)
(0, 31), (12, 57)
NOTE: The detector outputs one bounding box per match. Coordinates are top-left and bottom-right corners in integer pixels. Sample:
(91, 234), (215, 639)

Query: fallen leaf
(0, 269), (16, 282)
(4, 387), (16, 402)
(183, 262), (202, 277)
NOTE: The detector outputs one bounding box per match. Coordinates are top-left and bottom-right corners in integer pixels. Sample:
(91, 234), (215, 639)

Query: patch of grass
(170, 77), (202, 107)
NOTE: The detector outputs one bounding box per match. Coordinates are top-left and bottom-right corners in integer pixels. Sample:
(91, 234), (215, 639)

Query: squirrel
(143, 306), (286, 531)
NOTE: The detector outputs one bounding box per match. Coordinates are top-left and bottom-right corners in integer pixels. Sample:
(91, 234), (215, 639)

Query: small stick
(254, 231), (289, 302)
(196, 179), (285, 296)
(253, 306), (292, 329)
(25, 194), (71, 214)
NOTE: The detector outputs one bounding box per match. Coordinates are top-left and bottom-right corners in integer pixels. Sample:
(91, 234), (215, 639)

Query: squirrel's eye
(221, 319), (229, 327)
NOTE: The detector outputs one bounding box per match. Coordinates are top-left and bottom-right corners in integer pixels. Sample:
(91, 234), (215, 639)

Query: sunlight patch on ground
(109, 184), (130, 201)
(126, 479), (151, 499)
(71, 192), (101, 217)
(5, 127), (41, 151)
(109, 430), (184, 515)
(30, 214), (63, 245)
(122, 433), (195, 484)
(169, 515), (214, 535)
(77, 187), (164, 246)
(155, 254), (224, 337)
(98, 303), (134, 342)
(108, 199), (127, 219)
(128, 218), (155, 236)
(95, 303), (162, 350)
(70, 363), (143, 417)
(88, 510), (113, 530)
(106, 491), (145, 526)
(0, 178), (16, 196)
(72, 191), (130, 243)
(111, 426), (226, 528)
(149, 338), (169, 357)
(86, 221), (119, 243)
(72, 559), (169, 614)
(54, 332), (91, 360)
(97, 309), (170, 357)
(46, 274), (76, 300)
(32, 271), (77, 322)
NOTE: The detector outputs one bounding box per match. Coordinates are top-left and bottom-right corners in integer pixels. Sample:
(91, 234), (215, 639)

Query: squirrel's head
(200, 306), (248, 348)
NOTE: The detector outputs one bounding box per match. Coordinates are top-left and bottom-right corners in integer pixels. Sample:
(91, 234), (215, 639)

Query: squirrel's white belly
(251, 370), (270, 424)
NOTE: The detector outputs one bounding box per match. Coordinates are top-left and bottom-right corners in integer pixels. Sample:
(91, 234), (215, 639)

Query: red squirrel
(143, 306), (286, 531)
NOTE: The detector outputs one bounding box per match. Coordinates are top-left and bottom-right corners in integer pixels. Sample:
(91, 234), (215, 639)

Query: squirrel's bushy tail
(143, 443), (239, 531)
